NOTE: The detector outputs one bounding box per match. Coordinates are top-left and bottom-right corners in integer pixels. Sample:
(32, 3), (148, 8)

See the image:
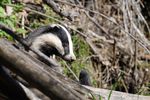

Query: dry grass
(55, 0), (150, 94)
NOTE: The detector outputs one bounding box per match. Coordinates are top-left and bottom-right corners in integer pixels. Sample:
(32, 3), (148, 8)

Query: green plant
(63, 33), (92, 79)
(91, 93), (97, 100)
(0, 6), (15, 40)
(99, 96), (103, 100)
(0, 3), (27, 40)
(0, 0), (11, 5)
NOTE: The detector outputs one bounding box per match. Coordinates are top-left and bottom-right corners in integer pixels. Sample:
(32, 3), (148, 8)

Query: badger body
(26, 24), (76, 64)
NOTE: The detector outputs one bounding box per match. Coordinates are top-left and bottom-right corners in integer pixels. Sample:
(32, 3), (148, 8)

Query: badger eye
(63, 43), (67, 47)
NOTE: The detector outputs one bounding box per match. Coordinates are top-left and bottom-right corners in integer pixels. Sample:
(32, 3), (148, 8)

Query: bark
(0, 39), (86, 100)
(0, 66), (30, 100)
(84, 85), (150, 100)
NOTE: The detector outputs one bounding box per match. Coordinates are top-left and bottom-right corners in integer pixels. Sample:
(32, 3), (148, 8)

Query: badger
(25, 24), (76, 69)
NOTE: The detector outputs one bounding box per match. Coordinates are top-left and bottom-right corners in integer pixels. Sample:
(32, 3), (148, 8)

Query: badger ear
(49, 25), (61, 33)
(50, 24), (60, 30)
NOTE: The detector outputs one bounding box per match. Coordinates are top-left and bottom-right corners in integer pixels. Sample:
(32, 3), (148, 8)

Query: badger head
(30, 24), (76, 62)
(49, 24), (76, 62)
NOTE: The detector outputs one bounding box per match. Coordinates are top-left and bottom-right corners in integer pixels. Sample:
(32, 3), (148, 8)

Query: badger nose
(64, 54), (76, 62)
(70, 54), (76, 61)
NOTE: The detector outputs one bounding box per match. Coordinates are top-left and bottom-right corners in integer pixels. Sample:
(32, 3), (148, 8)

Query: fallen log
(84, 85), (150, 100)
(0, 39), (86, 100)
(0, 39), (149, 100)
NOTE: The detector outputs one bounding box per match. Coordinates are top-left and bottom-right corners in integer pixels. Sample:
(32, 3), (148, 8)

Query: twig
(42, 0), (72, 21)
(84, 11), (110, 37)
(121, 79), (128, 93)
(63, 61), (79, 82)
(134, 33), (137, 72)
(17, 22), (33, 32)
(25, 7), (61, 23)
(113, 39), (116, 66)
(68, 27), (87, 38)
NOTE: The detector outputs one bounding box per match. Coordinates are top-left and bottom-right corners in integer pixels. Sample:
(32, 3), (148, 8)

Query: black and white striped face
(49, 24), (76, 61)
(29, 24), (76, 62)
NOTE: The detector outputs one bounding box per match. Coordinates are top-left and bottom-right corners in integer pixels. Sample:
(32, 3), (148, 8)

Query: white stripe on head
(57, 24), (76, 61)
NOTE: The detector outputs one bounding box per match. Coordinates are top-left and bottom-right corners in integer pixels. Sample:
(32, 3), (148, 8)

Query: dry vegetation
(56, 0), (150, 94)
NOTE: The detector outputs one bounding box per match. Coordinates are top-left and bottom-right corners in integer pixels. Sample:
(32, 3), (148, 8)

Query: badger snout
(63, 54), (76, 62)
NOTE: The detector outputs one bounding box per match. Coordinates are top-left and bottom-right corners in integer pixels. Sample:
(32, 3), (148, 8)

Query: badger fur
(26, 24), (76, 65)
